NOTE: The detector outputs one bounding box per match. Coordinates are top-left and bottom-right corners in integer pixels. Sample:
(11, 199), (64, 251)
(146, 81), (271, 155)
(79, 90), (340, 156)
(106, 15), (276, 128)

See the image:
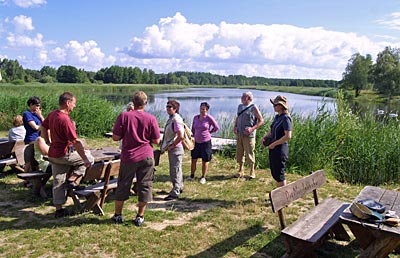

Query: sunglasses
(166, 105), (173, 109)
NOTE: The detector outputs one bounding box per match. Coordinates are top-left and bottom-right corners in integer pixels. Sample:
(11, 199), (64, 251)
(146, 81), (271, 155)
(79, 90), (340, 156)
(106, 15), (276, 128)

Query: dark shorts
(269, 144), (288, 182)
(114, 157), (154, 202)
(191, 140), (212, 162)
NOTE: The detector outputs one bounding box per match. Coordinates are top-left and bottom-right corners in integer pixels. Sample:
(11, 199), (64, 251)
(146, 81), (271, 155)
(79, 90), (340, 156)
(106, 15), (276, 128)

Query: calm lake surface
(143, 88), (335, 124)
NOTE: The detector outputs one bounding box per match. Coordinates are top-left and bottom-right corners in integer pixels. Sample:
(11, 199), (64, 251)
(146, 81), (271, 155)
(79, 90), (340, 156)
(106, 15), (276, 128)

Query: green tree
(341, 53), (372, 97)
(371, 46), (400, 98)
(56, 65), (80, 83)
(0, 58), (25, 82)
(40, 66), (57, 77)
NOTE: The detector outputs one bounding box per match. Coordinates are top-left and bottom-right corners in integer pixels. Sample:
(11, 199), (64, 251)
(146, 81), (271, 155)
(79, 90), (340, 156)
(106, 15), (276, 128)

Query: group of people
(8, 90), (292, 227)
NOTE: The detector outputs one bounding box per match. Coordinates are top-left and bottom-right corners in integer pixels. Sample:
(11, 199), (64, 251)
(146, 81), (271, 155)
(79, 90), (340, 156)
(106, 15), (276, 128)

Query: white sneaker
(199, 177), (206, 184)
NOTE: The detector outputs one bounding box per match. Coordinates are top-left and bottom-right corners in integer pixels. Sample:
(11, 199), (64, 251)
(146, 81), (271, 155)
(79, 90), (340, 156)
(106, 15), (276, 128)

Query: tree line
(0, 59), (337, 88)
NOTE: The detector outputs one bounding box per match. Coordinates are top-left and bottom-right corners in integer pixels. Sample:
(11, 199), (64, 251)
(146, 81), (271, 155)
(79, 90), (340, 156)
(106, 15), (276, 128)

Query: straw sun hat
(270, 95), (288, 110)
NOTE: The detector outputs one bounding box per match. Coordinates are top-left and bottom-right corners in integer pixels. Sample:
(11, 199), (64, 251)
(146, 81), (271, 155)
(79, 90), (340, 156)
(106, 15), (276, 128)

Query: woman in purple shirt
(187, 102), (220, 184)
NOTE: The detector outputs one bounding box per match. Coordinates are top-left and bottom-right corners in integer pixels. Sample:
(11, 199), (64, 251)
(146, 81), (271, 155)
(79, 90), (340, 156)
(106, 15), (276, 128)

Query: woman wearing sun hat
(263, 95), (292, 187)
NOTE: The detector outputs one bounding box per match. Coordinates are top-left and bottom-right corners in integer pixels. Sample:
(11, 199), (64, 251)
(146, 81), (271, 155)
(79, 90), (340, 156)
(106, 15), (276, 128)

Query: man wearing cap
(233, 92), (264, 179)
(264, 95), (292, 187)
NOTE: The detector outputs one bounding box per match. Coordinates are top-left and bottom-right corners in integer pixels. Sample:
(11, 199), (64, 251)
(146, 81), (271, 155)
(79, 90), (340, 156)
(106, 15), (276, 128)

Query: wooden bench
(269, 170), (350, 258)
(0, 140), (17, 172)
(17, 171), (52, 198)
(69, 159), (120, 216)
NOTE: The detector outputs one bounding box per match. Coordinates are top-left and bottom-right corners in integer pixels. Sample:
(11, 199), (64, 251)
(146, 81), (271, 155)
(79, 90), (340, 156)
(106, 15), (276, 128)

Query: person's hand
(268, 142), (276, 150)
(83, 159), (92, 168)
(167, 144), (175, 151)
(244, 127), (253, 135)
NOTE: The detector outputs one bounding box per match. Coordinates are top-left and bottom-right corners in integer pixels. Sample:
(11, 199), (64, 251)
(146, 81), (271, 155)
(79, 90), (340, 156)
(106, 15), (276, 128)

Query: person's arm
(151, 138), (161, 145)
(233, 116), (238, 134)
(39, 126), (51, 145)
(209, 116), (220, 133)
(72, 138), (91, 168)
(112, 134), (121, 141)
(168, 122), (184, 151)
(245, 105), (264, 135)
(269, 130), (292, 149)
(28, 121), (40, 131)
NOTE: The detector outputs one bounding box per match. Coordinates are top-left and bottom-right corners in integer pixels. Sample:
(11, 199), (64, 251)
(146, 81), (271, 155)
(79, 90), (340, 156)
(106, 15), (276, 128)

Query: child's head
(13, 115), (23, 127)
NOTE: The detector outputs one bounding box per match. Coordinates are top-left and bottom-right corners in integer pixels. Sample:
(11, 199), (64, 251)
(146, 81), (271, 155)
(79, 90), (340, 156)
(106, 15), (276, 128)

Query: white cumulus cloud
(41, 40), (116, 71)
(13, 0), (46, 8)
(13, 15), (34, 33)
(117, 12), (386, 80)
(7, 32), (43, 47)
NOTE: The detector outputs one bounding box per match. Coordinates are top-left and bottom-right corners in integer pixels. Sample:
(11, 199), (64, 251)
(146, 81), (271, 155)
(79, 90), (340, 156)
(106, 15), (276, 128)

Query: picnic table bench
(0, 140), (26, 172)
(69, 159), (120, 215)
(269, 170), (350, 258)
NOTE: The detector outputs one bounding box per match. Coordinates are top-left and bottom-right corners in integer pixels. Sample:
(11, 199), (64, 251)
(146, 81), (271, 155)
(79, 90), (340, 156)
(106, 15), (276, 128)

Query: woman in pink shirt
(187, 102), (220, 184)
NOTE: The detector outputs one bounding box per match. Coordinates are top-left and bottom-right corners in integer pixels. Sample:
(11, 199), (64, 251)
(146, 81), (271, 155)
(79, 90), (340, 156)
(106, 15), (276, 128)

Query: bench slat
(282, 198), (348, 243)
(0, 158), (17, 166)
(75, 178), (118, 196)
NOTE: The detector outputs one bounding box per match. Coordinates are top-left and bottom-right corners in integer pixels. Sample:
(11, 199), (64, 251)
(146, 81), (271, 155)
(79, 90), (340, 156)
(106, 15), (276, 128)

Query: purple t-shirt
(113, 110), (160, 163)
(191, 114), (220, 143)
(172, 120), (183, 148)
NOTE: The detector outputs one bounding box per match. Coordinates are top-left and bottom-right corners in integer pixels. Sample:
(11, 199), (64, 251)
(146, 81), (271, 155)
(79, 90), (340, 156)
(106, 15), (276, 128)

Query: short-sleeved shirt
(270, 113), (292, 142)
(41, 110), (77, 158)
(8, 126), (26, 141)
(236, 104), (258, 137)
(23, 110), (42, 143)
(113, 110), (160, 163)
(191, 114), (220, 143)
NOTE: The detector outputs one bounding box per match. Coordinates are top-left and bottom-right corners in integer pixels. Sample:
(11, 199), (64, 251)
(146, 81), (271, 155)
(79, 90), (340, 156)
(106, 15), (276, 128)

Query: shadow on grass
(187, 225), (264, 258)
(253, 237), (361, 258)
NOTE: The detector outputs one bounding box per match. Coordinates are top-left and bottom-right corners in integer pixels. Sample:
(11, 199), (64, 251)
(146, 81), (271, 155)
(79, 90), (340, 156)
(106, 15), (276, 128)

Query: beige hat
(270, 95), (288, 110)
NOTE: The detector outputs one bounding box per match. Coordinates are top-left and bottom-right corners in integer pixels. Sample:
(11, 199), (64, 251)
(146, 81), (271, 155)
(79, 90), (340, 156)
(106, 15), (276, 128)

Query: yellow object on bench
(269, 170), (350, 258)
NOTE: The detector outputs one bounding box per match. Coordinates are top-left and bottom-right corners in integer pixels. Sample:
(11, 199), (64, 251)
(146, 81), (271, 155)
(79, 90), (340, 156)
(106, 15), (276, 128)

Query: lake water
(143, 88), (335, 124)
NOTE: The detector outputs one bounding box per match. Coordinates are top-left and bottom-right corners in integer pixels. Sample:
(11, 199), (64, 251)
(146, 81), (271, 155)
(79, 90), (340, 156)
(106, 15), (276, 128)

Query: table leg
(346, 223), (374, 248)
(31, 174), (51, 198)
(359, 236), (400, 258)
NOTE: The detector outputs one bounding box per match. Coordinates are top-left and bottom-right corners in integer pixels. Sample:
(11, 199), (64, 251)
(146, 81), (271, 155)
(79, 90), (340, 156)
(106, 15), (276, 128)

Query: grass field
(1, 136), (399, 258)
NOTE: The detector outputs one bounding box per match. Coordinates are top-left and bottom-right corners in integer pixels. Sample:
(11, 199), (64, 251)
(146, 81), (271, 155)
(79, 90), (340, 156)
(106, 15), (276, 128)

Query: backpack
(181, 122), (195, 151)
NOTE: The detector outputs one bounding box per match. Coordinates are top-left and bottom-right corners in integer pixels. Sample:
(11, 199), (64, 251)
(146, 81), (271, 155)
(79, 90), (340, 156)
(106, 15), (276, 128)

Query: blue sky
(1, 0), (400, 80)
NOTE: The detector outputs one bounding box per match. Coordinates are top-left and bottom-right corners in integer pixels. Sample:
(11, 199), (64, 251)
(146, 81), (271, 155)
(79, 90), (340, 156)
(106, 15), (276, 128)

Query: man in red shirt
(41, 92), (93, 218)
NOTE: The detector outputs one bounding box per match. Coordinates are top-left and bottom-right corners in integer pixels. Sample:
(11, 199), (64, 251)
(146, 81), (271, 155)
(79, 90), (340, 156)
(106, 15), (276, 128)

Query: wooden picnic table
(89, 147), (120, 162)
(340, 186), (400, 258)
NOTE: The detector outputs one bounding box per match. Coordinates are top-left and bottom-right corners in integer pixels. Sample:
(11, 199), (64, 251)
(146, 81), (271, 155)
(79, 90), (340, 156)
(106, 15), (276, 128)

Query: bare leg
(190, 159), (197, 177)
(201, 161), (209, 178)
(277, 180), (286, 187)
(137, 201), (147, 217)
(115, 200), (124, 215)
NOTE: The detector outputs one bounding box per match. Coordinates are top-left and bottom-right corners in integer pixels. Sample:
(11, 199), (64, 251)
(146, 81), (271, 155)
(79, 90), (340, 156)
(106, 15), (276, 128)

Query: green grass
(1, 136), (399, 257)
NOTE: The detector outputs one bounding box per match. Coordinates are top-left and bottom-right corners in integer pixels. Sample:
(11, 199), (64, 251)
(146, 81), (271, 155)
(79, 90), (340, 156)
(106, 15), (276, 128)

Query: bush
(11, 79), (25, 85)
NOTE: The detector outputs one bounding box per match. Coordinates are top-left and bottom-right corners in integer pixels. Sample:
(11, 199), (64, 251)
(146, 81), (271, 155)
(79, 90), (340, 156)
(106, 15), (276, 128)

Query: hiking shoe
(249, 172), (256, 179)
(199, 177), (206, 184)
(134, 215), (144, 227)
(164, 195), (178, 201)
(111, 214), (123, 224)
(186, 175), (194, 181)
(54, 208), (71, 218)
